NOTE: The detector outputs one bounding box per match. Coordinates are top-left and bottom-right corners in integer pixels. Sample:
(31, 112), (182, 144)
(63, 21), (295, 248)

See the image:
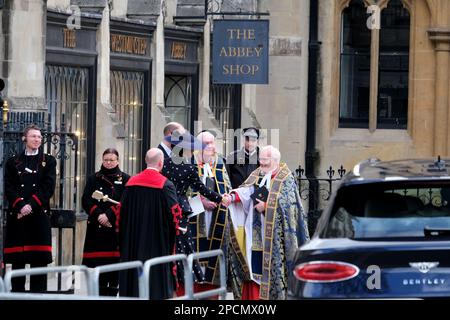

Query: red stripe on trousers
(24, 245), (52, 252)
(4, 246), (24, 254)
(83, 251), (120, 258)
(5, 245), (52, 254)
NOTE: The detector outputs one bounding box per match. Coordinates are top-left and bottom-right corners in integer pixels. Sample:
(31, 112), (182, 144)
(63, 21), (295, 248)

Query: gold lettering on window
(110, 34), (148, 55)
(171, 42), (187, 60)
(63, 28), (76, 48)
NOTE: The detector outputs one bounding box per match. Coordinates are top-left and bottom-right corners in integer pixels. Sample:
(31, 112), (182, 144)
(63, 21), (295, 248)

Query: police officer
(4, 124), (56, 293)
(82, 148), (130, 296)
(226, 127), (260, 189)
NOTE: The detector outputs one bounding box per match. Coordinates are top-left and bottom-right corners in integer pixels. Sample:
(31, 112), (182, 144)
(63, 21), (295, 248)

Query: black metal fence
(295, 165), (347, 236)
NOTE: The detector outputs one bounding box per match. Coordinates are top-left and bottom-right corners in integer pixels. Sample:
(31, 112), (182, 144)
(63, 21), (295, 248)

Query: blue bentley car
(289, 158), (450, 299)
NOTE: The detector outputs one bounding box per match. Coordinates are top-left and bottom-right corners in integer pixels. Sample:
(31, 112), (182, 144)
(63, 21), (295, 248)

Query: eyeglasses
(27, 135), (42, 139)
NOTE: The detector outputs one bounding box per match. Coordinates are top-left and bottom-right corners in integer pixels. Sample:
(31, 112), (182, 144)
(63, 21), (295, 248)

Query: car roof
(342, 157), (450, 185)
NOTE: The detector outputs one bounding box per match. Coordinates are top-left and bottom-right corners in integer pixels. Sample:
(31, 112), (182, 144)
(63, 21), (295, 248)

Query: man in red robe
(118, 148), (182, 299)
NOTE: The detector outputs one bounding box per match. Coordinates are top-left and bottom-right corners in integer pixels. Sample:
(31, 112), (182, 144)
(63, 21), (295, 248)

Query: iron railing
(295, 165), (347, 235)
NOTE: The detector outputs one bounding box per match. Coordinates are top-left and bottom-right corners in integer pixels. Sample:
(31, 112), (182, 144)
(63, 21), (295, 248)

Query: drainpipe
(305, 0), (320, 223)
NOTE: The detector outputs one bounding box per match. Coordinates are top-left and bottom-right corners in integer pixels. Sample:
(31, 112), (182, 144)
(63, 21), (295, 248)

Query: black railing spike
(61, 113), (66, 133)
(295, 165), (305, 179)
(338, 165), (346, 178)
(327, 166), (335, 179)
(297, 165), (305, 178)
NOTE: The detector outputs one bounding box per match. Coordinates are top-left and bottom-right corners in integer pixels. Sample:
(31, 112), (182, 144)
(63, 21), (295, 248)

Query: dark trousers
(100, 271), (119, 297)
(11, 262), (48, 293)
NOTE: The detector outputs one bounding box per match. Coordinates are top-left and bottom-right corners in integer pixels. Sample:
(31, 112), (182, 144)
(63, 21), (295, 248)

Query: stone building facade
(317, 0), (450, 173)
(0, 0), (309, 268)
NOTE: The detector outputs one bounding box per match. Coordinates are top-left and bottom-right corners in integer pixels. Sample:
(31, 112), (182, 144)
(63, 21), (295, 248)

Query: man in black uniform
(226, 127), (260, 189)
(161, 132), (230, 296)
(4, 124), (57, 292)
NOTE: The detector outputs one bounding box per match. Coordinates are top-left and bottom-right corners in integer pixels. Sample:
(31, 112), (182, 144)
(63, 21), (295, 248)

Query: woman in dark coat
(81, 148), (130, 296)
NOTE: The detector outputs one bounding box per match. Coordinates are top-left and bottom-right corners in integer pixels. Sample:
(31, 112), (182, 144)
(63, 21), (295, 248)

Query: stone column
(200, 18), (211, 112)
(149, 2), (167, 148)
(428, 29), (450, 156)
(5, 0), (47, 111)
(95, 3), (125, 167)
(155, 10), (165, 109)
(427, 0), (450, 156)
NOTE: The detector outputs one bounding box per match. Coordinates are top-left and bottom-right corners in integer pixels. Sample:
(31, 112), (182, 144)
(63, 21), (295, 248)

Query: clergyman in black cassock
(119, 148), (182, 299)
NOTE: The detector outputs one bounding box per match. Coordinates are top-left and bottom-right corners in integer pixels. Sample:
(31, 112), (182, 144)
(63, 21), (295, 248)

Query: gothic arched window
(339, 0), (410, 131)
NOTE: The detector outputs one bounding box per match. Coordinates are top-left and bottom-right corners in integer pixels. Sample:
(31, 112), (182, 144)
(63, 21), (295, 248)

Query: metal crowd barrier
(0, 249), (227, 300)
(143, 253), (191, 300)
(0, 292), (132, 300)
(3, 265), (93, 294)
(0, 277), (5, 293)
(187, 249), (227, 300)
(1, 265), (97, 300)
(91, 260), (145, 297)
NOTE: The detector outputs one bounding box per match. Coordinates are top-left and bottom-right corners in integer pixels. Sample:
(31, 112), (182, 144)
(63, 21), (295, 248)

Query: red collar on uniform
(126, 169), (167, 189)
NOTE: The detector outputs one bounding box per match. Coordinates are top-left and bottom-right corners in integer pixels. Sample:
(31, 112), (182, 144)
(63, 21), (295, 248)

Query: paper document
(187, 195), (205, 218)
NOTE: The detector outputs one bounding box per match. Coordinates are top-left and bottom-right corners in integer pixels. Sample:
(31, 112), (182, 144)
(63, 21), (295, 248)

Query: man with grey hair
(119, 148), (182, 299)
(227, 145), (309, 300)
(188, 130), (232, 295)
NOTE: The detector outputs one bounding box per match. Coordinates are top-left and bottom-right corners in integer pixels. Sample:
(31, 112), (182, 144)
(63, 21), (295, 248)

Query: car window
(324, 183), (450, 239)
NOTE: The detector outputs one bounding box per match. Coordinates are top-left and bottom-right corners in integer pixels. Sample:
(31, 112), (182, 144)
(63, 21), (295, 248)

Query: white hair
(261, 145), (281, 163)
(197, 131), (215, 143)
